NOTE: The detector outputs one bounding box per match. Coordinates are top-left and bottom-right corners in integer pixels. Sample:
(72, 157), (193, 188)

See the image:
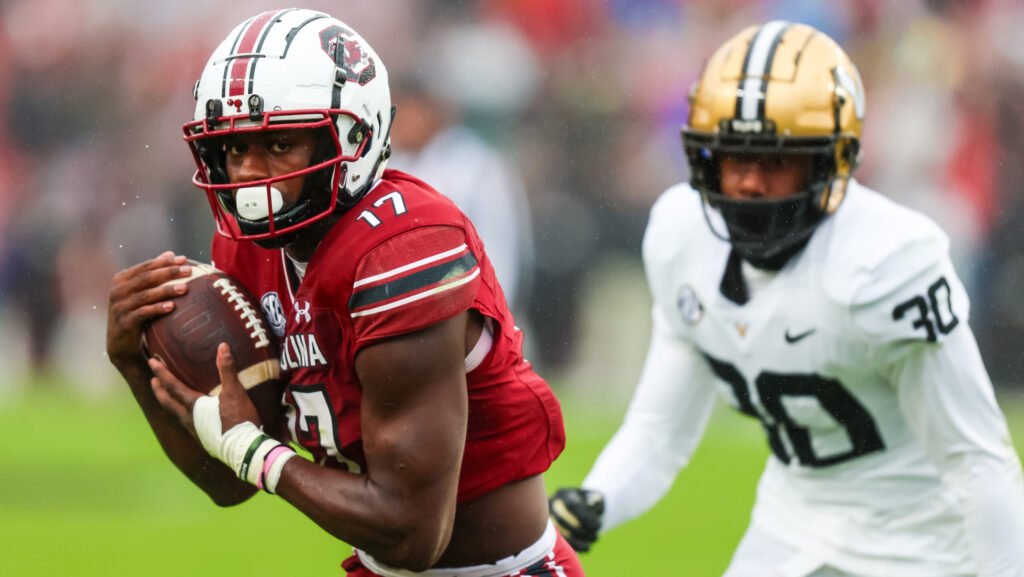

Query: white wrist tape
(260, 446), (298, 494)
(193, 395), (282, 486)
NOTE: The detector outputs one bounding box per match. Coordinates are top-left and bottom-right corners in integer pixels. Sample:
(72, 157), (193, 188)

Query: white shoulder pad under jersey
(811, 181), (970, 358)
(642, 182), (730, 339)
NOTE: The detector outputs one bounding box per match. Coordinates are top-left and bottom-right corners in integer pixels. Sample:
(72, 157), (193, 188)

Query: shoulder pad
(332, 173), (469, 255)
(350, 225), (480, 347)
(641, 183), (719, 340)
(642, 183), (705, 267)
(817, 182), (950, 305)
(822, 183), (970, 346)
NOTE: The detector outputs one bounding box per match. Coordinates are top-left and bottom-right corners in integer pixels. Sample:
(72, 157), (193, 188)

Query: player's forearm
(585, 321), (717, 530)
(943, 454), (1024, 576)
(584, 420), (691, 530)
(894, 331), (1024, 575)
(583, 395), (715, 532)
(274, 456), (456, 571)
(118, 359), (255, 505)
(895, 340), (1024, 574)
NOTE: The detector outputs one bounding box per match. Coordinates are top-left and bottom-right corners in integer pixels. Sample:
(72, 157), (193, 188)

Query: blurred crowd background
(0, 0), (1022, 398)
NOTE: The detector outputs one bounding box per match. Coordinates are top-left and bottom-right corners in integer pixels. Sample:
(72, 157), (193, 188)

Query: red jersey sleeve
(349, 225), (481, 348)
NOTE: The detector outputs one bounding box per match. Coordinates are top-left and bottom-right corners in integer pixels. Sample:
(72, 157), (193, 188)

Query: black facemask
(701, 190), (824, 270)
(199, 127), (342, 248)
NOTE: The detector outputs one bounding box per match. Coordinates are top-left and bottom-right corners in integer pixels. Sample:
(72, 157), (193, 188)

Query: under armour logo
(294, 301), (311, 323)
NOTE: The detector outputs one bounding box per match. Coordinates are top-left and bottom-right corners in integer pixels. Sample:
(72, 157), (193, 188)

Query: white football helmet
(184, 8), (393, 247)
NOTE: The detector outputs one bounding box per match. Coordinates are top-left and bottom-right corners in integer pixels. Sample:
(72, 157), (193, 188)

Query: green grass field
(1, 385), (1021, 576)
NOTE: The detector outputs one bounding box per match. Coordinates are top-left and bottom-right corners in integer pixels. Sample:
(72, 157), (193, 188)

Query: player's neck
(284, 213), (343, 262)
(286, 254), (309, 282)
(285, 241), (317, 264)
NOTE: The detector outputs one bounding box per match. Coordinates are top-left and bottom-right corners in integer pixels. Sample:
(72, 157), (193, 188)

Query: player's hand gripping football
(106, 251), (191, 371)
(150, 342), (261, 433)
(549, 487), (605, 552)
(150, 343), (293, 491)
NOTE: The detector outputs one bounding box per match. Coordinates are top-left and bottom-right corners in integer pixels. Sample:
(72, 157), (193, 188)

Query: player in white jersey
(549, 21), (1024, 577)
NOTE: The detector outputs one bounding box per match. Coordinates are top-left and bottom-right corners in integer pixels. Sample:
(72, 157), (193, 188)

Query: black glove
(549, 487), (605, 553)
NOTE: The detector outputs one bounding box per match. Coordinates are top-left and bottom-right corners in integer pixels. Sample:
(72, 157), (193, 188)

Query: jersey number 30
(892, 276), (959, 343)
(705, 354), (885, 467)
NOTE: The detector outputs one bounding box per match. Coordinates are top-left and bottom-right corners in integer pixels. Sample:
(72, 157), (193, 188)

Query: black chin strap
(740, 235), (812, 271)
(719, 249), (749, 305)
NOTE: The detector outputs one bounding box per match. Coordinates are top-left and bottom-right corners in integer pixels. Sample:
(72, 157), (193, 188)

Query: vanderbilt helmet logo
(320, 25), (377, 85)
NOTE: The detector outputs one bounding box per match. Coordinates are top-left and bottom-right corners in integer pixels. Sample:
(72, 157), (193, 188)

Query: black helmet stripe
(247, 8), (300, 95)
(282, 14), (329, 58)
(735, 20), (791, 121)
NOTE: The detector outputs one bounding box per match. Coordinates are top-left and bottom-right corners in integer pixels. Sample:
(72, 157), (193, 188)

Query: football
(143, 260), (283, 427)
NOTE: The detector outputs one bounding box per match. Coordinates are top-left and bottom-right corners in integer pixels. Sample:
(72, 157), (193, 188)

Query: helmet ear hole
(843, 139), (861, 171)
(347, 120), (370, 145)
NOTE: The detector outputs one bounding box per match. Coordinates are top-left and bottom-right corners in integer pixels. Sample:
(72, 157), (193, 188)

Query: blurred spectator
(389, 74), (535, 313)
(1, 0), (1024, 394)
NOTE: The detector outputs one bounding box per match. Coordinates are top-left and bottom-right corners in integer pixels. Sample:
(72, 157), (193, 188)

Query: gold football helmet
(682, 21), (865, 269)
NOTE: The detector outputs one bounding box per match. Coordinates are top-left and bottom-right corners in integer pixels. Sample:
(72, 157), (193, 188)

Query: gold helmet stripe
(736, 20), (791, 121)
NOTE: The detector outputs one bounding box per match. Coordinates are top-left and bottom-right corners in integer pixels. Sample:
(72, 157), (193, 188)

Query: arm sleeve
(349, 225), (481, 349)
(856, 238), (1024, 576)
(582, 306), (717, 532)
(892, 328), (1024, 576)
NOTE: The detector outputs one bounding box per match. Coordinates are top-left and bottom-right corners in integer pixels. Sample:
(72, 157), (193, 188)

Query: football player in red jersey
(105, 8), (583, 576)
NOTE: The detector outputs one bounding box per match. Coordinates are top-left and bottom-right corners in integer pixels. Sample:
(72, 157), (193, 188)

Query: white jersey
(583, 180), (1024, 576)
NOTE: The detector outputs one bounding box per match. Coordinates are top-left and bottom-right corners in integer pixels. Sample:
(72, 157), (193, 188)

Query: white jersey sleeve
(892, 328), (1024, 576)
(850, 226), (1024, 576)
(582, 185), (718, 532)
(847, 225), (969, 362)
(582, 306), (717, 532)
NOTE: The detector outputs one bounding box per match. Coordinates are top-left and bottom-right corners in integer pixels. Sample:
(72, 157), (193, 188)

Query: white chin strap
(236, 186), (284, 220)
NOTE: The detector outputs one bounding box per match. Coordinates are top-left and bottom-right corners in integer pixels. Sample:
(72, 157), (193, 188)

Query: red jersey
(211, 169), (565, 502)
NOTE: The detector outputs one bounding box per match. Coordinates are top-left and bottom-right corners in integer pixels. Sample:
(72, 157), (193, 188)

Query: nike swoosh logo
(785, 328), (817, 344)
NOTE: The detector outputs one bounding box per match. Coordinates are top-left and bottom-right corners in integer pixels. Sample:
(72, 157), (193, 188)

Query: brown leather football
(143, 260), (282, 425)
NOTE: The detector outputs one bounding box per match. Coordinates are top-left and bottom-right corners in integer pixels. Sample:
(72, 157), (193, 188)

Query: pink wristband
(258, 445), (294, 492)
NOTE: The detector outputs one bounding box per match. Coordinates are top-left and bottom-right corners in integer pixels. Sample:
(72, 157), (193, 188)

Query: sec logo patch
(261, 291), (287, 337)
(676, 284), (704, 325)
